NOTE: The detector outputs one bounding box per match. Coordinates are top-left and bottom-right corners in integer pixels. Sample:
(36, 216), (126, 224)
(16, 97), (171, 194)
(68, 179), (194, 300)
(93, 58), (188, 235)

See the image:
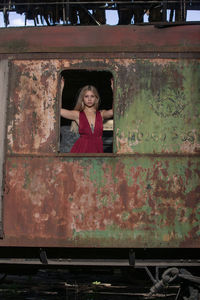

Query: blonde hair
(71, 85), (100, 133)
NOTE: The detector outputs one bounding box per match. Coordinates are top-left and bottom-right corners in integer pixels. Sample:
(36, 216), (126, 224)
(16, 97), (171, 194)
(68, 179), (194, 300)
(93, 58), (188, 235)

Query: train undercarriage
(0, 248), (199, 299)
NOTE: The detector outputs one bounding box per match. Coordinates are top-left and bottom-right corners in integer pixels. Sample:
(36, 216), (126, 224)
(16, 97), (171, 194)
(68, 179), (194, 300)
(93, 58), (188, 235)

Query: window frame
(59, 68), (115, 156)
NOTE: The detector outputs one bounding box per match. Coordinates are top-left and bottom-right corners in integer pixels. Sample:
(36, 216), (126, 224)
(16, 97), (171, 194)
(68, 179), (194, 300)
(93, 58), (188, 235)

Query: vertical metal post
(162, 0), (167, 21)
(63, 3), (66, 24)
(66, 0), (70, 24)
(183, 0), (187, 20)
(0, 60), (9, 238)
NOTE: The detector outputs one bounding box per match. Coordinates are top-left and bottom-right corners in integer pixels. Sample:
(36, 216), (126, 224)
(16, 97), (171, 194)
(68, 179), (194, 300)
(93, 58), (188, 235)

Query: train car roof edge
(0, 25), (200, 54)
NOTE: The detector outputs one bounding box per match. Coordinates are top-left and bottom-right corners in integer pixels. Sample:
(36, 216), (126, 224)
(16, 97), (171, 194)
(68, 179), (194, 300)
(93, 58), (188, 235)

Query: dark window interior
(60, 70), (113, 153)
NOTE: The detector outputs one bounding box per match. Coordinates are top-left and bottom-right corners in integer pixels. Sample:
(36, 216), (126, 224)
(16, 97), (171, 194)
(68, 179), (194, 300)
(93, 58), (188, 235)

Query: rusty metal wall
(115, 58), (200, 154)
(7, 58), (200, 155)
(7, 60), (59, 154)
(1, 26), (200, 248)
(3, 156), (200, 247)
(0, 60), (9, 238)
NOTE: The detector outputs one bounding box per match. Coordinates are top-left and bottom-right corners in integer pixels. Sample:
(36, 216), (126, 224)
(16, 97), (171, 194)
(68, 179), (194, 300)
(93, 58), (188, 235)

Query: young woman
(60, 79), (113, 153)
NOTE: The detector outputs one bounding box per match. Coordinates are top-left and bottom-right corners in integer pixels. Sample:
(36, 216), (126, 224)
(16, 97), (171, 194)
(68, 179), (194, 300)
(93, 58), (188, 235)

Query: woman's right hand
(111, 78), (114, 90)
(61, 77), (65, 90)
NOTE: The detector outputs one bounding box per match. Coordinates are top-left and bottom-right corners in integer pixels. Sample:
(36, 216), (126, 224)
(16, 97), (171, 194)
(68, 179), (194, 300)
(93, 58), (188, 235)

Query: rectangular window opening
(60, 70), (113, 154)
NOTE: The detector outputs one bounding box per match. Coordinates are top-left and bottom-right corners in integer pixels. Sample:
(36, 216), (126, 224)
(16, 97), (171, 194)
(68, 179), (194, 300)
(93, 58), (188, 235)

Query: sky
(0, 9), (199, 27)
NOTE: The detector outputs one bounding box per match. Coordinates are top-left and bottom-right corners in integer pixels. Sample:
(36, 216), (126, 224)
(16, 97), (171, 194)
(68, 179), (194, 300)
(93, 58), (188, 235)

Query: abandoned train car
(0, 25), (200, 266)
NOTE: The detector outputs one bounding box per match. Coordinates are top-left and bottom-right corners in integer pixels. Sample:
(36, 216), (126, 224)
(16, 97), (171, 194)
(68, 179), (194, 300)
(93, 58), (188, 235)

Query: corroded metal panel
(7, 60), (60, 153)
(2, 156), (200, 248)
(0, 60), (9, 238)
(0, 26), (200, 54)
(115, 59), (200, 154)
(4, 50), (200, 250)
(7, 58), (200, 154)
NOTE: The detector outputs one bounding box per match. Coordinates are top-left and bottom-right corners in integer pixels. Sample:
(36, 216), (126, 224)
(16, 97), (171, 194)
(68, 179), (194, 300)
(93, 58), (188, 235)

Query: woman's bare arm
(101, 109), (113, 120)
(61, 109), (79, 123)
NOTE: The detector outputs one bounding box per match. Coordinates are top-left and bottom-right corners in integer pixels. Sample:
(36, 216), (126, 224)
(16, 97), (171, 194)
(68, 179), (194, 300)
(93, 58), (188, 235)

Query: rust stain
(7, 60), (59, 153)
(2, 156), (200, 248)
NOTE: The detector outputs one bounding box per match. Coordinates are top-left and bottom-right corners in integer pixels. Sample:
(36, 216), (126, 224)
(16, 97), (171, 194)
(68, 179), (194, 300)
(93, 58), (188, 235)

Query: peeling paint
(115, 59), (200, 154)
(2, 156), (200, 247)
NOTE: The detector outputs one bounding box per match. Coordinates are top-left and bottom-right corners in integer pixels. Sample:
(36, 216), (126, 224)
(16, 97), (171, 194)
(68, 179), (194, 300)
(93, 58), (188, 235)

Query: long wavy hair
(70, 85), (100, 133)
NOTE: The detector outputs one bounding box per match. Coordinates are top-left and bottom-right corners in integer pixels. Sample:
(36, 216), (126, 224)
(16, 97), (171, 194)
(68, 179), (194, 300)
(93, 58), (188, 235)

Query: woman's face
(83, 90), (97, 108)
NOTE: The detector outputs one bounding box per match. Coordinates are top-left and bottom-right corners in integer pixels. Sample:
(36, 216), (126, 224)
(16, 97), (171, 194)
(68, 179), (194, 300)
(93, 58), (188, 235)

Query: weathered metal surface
(7, 58), (200, 154)
(7, 60), (59, 153)
(2, 26), (200, 250)
(2, 156), (200, 247)
(0, 25), (200, 54)
(0, 60), (9, 238)
(115, 59), (200, 154)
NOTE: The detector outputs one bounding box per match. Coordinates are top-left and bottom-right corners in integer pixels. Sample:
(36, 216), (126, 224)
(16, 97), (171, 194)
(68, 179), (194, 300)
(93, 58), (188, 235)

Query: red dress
(70, 111), (103, 153)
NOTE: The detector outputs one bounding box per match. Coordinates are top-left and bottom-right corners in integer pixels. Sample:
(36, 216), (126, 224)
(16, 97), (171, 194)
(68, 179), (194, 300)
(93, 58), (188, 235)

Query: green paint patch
(132, 204), (152, 216)
(116, 60), (200, 154)
(11, 163), (17, 168)
(122, 211), (130, 221)
(99, 196), (108, 207)
(89, 160), (106, 186)
(23, 170), (31, 189)
(72, 220), (197, 247)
